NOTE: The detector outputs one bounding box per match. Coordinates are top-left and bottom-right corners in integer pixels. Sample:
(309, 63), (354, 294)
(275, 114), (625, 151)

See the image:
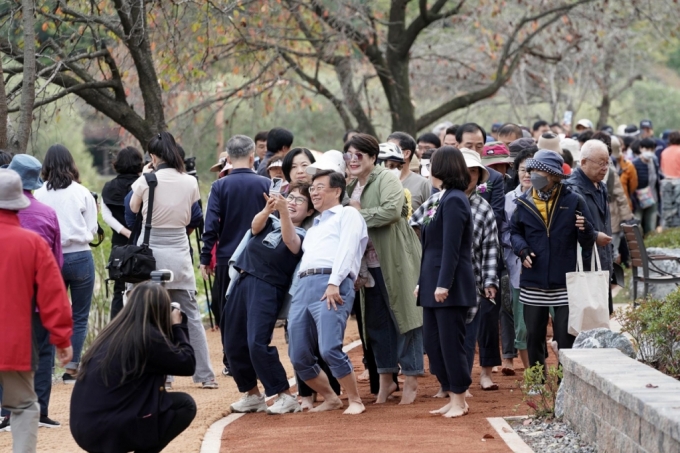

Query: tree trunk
(596, 92), (611, 131)
(386, 56), (416, 135)
(13, 0), (36, 153)
(0, 59), (8, 149)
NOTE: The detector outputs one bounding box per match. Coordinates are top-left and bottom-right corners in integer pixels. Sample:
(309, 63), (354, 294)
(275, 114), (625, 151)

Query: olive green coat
(347, 165), (423, 334)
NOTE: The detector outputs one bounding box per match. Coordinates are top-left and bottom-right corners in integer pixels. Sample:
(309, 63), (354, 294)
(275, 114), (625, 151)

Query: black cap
(640, 119), (653, 129)
(624, 124), (640, 136)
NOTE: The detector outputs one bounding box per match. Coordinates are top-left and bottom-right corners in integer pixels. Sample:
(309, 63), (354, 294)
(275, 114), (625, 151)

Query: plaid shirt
(409, 192), (442, 227)
(410, 191), (499, 323)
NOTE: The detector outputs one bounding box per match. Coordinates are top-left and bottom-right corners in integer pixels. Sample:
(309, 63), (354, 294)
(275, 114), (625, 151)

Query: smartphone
(563, 110), (573, 126)
(270, 177), (283, 195)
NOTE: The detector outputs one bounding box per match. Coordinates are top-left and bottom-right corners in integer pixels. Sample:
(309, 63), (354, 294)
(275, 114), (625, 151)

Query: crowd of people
(1, 116), (679, 451)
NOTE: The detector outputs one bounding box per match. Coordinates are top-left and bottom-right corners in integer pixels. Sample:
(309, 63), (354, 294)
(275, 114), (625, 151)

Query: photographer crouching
(69, 281), (197, 453)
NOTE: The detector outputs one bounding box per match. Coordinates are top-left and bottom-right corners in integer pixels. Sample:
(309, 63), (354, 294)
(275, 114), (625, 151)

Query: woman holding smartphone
(70, 283), (196, 453)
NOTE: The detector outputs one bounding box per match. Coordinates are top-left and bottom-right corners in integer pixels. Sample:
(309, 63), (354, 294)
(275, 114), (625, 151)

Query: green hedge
(645, 228), (680, 249)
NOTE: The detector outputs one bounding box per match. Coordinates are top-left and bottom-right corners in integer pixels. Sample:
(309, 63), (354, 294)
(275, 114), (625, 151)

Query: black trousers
(423, 306), (471, 394)
(523, 304), (575, 371)
(134, 392), (196, 453)
(477, 294), (502, 368)
(109, 278), (126, 320)
(213, 265), (231, 369)
(296, 356), (341, 397)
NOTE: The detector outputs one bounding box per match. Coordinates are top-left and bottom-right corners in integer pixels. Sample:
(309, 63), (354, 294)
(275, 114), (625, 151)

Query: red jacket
(0, 210), (73, 371)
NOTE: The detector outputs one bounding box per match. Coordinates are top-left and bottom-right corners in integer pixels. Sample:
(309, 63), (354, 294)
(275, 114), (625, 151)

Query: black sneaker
(62, 372), (76, 384)
(0, 416), (10, 432)
(39, 416), (60, 428)
(222, 366), (232, 377)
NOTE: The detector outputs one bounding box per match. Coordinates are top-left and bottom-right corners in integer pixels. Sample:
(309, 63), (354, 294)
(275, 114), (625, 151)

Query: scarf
(535, 183), (559, 202)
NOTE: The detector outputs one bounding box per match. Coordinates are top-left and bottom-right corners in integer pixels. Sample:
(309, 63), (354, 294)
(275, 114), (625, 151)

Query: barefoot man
(288, 170), (368, 415)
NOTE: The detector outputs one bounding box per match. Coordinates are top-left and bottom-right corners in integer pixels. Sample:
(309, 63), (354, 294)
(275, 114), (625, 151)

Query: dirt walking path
(219, 339), (545, 453)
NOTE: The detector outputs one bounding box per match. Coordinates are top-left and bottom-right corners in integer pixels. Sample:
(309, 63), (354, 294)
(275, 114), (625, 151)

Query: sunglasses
(343, 152), (366, 162)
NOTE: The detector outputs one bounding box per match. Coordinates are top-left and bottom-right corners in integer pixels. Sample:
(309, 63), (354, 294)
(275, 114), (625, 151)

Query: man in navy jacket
(200, 135), (270, 373)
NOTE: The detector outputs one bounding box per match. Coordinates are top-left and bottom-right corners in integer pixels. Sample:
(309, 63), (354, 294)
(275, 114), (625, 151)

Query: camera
(184, 156), (197, 177)
(150, 270), (174, 283)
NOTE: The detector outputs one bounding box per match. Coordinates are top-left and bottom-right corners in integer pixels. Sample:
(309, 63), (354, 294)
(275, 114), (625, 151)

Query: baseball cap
(640, 119), (653, 129)
(575, 119), (593, 130)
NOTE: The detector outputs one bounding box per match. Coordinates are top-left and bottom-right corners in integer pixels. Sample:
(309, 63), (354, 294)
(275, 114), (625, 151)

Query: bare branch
(7, 80), (120, 113)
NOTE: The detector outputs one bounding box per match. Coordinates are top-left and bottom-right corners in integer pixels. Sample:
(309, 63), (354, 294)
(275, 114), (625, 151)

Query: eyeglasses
(286, 195), (307, 206)
(585, 158), (609, 169)
(308, 185), (327, 194)
(417, 144), (436, 152)
(343, 152), (366, 162)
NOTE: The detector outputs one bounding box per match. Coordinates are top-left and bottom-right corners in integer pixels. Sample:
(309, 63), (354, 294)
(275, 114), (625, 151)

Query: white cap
(306, 150), (346, 176)
(560, 137), (580, 162)
(460, 148), (489, 184)
(575, 119), (593, 130)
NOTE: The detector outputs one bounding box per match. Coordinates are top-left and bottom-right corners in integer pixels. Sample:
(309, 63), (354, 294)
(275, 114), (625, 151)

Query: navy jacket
(480, 166), (506, 234)
(563, 168), (613, 275)
(631, 157), (661, 210)
(200, 168), (270, 266)
(70, 324), (195, 453)
(417, 189), (477, 308)
(510, 183), (596, 289)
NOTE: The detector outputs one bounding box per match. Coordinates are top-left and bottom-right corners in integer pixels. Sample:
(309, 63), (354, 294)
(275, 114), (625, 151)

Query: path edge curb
(487, 416), (534, 453)
(200, 339), (363, 453)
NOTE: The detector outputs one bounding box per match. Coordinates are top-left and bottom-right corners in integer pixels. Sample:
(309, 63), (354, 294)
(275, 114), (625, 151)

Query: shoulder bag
(106, 173), (158, 283)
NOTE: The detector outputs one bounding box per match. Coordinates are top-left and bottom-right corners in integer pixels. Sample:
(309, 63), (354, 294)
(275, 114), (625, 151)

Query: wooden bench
(621, 224), (680, 300)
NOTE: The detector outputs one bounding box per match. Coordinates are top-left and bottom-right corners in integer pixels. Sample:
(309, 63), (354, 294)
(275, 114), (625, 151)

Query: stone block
(573, 327), (636, 359)
(640, 418), (680, 453)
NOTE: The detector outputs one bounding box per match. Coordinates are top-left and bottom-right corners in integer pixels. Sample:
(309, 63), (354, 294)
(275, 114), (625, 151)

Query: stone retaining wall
(560, 348), (680, 453)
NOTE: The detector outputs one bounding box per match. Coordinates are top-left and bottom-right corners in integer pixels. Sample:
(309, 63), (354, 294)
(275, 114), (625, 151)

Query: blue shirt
(200, 168), (271, 266)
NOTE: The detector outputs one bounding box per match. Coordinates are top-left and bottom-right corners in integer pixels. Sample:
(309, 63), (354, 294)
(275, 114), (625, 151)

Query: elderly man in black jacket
(563, 139), (614, 312)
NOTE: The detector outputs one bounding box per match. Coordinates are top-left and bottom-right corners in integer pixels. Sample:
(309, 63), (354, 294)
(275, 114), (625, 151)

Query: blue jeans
(364, 267), (423, 375)
(0, 314), (54, 418)
(288, 275), (355, 381)
(62, 251), (95, 371)
(635, 204), (658, 236)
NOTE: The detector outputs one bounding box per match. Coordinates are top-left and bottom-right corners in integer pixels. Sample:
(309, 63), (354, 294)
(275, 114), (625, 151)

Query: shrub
(520, 363), (563, 418)
(615, 288), (680, 378)
(645, 227), (680, 249)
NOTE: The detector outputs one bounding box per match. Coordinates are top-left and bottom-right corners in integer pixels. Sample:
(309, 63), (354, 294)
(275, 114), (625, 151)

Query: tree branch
(7, 80), (120, 113)
(399, 0), (465, 57)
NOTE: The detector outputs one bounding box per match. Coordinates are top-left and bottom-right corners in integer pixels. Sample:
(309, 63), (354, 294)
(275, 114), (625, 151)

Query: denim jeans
(511, 288), (527, 350)
(364, 267), (424, 375)
(0, 314), (54, 418)
(62, 251), (95, 371)
(635, 204), (658, 236)
(288, 275), (355, 381)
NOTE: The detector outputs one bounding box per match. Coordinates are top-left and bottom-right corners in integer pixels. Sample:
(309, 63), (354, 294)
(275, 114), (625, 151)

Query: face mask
(530, 173), (549, 191)
(389, 168), (401, 179)
(642, 151), (655, 160)
(420, 159), (430, 177)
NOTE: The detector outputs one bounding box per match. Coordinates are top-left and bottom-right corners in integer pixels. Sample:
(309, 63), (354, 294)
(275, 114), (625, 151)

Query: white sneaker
(266, 394), (302, 415)
(230, 394), (267, 413)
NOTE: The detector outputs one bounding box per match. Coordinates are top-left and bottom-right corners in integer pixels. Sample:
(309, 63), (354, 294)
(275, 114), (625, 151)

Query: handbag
(106, 174), (158, 283)
(566, 245), (610, 336)
(635, 186), (656, 209)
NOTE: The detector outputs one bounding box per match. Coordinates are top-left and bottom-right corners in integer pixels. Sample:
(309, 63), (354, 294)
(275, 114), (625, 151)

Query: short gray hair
(580, 139), (608, 161)
(226, 135), (255, 159)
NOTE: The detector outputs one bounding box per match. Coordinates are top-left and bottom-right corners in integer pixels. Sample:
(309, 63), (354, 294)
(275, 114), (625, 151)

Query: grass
(645, 228), (680, 249)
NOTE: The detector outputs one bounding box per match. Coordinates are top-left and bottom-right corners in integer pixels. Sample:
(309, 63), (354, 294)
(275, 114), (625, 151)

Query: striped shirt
(519, 287), (569, 307)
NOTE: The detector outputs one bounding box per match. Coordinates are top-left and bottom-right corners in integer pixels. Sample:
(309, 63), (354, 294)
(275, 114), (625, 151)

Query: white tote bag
(566, 246), (610, 336)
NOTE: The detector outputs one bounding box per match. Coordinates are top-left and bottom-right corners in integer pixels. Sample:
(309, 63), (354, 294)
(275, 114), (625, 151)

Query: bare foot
(357, 369), (370, 381)
(443, 402), (469, 418)
(465, 390), (473, 398)
(300, 396), (314, 411)
(309, 395), (343, 412)
(492, 366), (499, 373)
(429, 401), (452, 414)
(501, 358), (516, 376)
(480, 367), (498, 391)
(399, 376), (418, 405)
(375, 381), (398, 404)
(550, 340), (559, 356)
(343, 401), (366, 415)
(432, 387), (447, 398)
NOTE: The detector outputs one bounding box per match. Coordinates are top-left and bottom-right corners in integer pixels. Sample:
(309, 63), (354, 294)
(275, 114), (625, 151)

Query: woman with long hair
(130, 131), (217, 389)
(70, 283), (197, 453)
(102, 146), (144, 319)
(35, 144), (98, 384)
(417, 146), (476, 418)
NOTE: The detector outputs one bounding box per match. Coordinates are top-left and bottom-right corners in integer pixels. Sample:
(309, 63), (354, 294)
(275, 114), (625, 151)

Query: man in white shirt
(288, 170), (368, 415)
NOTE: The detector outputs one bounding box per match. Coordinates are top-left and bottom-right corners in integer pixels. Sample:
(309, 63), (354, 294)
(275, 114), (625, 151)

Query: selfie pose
(70, 283), (197, 453)
(224, 183), (315, 414)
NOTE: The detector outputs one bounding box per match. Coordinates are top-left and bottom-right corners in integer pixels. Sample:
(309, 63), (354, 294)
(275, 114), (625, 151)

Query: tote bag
(566, 246), (610, 336)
